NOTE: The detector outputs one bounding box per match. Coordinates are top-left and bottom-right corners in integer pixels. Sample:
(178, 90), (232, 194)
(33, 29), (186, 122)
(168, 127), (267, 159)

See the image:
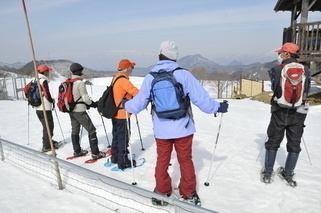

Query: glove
(217, 102), (228, 113)
(121, 99), (129, 108)
(90, 101), (98, 108)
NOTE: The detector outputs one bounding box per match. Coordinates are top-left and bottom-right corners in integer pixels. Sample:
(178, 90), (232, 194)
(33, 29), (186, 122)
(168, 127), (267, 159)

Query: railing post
(0, 136), (5, 161)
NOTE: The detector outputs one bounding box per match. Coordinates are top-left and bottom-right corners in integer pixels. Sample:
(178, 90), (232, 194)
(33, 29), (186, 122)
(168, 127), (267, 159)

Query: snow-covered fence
(0, 76), (26, 100)
(0, 138), (217, 213)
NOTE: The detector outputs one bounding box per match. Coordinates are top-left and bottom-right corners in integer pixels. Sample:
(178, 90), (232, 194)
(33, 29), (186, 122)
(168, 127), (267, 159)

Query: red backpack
(57, 78), (82, 112)
(274, 62), (306, 108)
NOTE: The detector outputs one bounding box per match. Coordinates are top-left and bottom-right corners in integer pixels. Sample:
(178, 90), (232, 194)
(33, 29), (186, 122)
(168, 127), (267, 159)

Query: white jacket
(36, 74), (54, 111)
(71, 75), (93, 112)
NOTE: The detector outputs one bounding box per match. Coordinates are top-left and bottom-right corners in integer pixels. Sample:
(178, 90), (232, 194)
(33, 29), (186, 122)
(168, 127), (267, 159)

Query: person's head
(117, 59), (136, 76)
(275, 42), (300, 62)
(37, 65), (52, 76)
(159, 40), (178, 61)
(70, 63), (84, 76)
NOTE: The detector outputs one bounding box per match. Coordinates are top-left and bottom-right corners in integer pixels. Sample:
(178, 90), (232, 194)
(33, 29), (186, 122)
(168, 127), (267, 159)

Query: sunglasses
(131, 66), (135, 69)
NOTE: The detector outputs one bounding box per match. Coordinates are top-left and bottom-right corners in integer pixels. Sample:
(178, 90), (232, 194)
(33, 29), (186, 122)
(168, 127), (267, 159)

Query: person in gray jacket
(68, 62), (106, 160)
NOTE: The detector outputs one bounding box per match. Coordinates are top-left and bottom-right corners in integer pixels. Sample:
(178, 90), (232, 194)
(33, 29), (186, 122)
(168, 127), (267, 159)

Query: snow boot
(71, 134), (82, 153)
(92, 151), (106, 160)
(151, 189), (170, 206)
(278, 152), (299, 187)
(261, 150), (277, 184)
(118, 159), (136, 170)
(88, 132), (100, 155)
(74, 149), (88, 157)
(183, 191), (201, 206)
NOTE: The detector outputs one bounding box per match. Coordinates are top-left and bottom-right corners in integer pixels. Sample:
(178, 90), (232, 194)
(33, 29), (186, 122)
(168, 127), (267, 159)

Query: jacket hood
(151, 60), (179, 73)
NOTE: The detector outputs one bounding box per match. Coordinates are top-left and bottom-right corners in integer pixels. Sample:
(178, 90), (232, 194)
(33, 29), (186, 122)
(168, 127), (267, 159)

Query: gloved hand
(217, 101), (228, 113)
(121, 99), (129, 108)
(90, 101), (98, 108)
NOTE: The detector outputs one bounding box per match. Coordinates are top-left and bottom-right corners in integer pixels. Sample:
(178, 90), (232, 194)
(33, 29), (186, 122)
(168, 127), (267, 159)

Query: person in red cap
(36, 65), (61, 152)
(261, 42), (311, 187)
(110, 59), (139, 170)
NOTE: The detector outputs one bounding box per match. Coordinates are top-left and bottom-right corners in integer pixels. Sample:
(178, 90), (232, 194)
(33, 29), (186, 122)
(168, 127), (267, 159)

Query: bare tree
(190, 67), (209, 86)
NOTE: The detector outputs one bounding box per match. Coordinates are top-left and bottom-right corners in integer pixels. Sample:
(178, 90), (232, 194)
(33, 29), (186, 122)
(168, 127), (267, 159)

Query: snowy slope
(0, 76), (321, 213)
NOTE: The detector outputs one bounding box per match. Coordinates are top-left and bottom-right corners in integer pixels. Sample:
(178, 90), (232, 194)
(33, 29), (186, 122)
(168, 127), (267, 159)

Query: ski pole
(302, 136), (312, 165)
(100, 115), (111, 148)
(126, 112), (137, 185)
(204, 101), (227, 186)
(256, 135), (268, 162)
(54, 107), (66, 144)
(80, 126), (83, 145)
(27, 103), (30, 145)
(135, 114), (145, 151)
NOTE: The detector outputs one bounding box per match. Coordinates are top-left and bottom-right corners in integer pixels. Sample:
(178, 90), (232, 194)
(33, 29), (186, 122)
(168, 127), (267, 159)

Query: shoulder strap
(111, 75), (126, 86)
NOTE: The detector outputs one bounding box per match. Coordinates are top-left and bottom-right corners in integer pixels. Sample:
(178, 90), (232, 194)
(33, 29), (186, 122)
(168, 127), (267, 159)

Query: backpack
(23, 79), (41, 107)
(57, 78), (82, 112)
(150, 68), (190, 119)
(97, 76), (126, 118)
(273, 62), (306, 108)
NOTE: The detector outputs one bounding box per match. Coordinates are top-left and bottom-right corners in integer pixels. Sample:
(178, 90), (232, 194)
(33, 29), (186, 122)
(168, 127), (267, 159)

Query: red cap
(37, 65), (52, 73)
(118, 59), (136, 71)
(274, 43), (300, 54)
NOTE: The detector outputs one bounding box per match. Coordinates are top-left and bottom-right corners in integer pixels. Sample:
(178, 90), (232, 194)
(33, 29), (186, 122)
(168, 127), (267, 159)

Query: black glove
(217, 101), (228, 113)
(90, 101), (98, 108)
(121, 99), (129, 108)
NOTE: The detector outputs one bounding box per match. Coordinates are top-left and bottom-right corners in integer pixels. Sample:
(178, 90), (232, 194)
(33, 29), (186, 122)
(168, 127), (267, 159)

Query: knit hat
(118, 59), (136, 71)
(37, 65), (52, 73)
(275, 43), (300, 54)
(70, 63), (84, 75)
(159, 40), (178, 60)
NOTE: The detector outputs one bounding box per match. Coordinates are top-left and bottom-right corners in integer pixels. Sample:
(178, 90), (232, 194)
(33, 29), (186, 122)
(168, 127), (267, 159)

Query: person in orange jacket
(111, 59), (139, 170)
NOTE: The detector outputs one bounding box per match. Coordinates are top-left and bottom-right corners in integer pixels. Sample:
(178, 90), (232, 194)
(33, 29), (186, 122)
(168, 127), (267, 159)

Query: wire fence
(0, 138), (218, 213)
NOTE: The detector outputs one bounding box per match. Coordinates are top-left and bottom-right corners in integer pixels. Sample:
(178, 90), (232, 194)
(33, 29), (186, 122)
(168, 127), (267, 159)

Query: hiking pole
(204, 101), (227, 186)
(53, 107), (66, 144)
(100, 115), (111, 148)
(256, 135), (268, 162)
(135, 114), (144, 151)
(21, 0), (63, 190)
(302, 136), (312, 165)
(126, 112), (137, 185)
(27, 103), (30, 145)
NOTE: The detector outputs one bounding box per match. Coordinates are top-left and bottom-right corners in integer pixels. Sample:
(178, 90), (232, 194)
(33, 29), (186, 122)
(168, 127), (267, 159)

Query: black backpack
(97, 76), (126, 118)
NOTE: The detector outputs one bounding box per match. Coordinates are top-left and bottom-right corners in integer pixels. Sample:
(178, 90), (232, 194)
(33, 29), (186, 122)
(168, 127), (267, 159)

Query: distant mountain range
(0, 54), (278, 80)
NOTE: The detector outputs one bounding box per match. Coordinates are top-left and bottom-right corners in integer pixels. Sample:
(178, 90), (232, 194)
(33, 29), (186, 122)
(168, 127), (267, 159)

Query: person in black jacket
(261, 43), (311, 187)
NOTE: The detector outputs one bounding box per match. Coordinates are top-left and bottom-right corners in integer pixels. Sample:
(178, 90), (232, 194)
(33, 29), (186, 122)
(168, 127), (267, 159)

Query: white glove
(296, 103), (309, 114)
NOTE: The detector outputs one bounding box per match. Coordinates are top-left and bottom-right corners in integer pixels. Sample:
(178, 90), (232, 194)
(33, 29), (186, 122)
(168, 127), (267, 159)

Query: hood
(150, 60), (179, 73)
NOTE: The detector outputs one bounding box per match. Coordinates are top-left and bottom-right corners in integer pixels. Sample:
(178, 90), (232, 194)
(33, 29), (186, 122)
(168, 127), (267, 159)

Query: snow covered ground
(0, 76), (321, 213)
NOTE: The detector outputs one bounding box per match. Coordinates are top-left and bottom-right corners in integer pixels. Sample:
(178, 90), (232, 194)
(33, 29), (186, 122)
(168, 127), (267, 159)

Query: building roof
(274, 0), (321, 12)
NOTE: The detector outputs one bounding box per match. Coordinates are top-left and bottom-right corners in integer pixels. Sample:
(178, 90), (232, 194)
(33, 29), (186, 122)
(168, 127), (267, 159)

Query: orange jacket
(112, 73), (139, 119)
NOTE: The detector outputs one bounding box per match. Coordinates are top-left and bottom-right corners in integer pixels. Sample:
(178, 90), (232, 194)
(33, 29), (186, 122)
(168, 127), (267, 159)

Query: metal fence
(0, 138), (218, 213)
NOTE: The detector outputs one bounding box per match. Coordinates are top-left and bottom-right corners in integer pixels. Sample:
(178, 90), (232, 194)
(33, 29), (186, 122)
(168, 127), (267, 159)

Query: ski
(84, 149), (111, 164)
(110, 157), (145, 171)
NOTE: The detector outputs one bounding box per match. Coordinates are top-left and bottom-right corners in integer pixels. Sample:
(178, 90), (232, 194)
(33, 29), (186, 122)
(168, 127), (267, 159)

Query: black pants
(36, 110), (54, 149)
(111, 118), (130, 164)
(69, 111), (99, 154)
(265, 109), (306, 153)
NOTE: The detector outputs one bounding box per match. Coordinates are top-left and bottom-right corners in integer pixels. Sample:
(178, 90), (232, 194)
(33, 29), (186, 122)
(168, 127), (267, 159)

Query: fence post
(0, 136), (5, 161)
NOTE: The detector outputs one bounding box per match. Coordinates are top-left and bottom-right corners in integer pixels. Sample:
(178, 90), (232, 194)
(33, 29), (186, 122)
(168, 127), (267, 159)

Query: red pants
(155, 134), (196, 198)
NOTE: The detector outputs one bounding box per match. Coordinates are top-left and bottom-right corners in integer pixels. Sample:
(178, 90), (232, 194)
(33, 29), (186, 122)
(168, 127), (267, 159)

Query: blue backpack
(150, 68), (190, 119)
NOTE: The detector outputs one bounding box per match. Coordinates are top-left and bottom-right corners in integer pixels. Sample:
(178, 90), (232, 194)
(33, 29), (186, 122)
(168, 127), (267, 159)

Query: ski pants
(36, 110), (54, 149)
(155, 134), (196, 198)
(69, 111), (99, 153)
(111, 118), (130, 165)
(265, 109), (306, 153)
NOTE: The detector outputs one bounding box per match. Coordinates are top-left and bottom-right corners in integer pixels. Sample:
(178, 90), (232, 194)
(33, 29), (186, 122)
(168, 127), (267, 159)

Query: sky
(0, 0), (320, 70)
(0, 76), (321, 212)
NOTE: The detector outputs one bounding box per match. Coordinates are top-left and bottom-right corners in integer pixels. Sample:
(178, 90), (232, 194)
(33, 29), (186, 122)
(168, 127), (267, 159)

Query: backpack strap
(111, 75), (128, 109)
(69, 78), (84, 104)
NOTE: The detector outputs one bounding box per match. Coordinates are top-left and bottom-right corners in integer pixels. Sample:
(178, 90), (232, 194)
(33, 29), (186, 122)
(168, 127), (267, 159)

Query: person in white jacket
(36, 65), (60, 152)
(68, 63), (106, 160)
